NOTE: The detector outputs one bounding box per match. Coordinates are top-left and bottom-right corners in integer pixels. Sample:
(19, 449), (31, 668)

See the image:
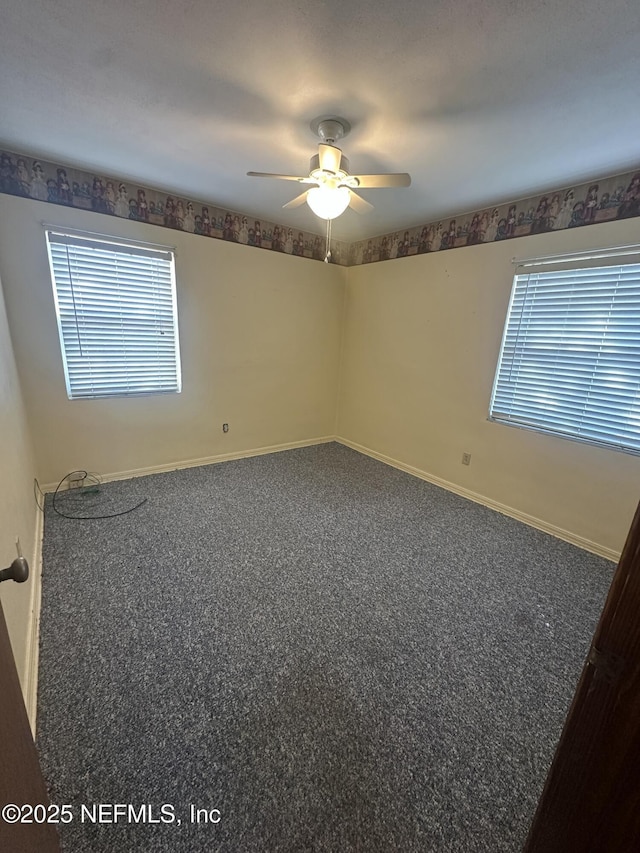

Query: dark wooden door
(525, 498), (640, 851)
(0, 596), (60, 852)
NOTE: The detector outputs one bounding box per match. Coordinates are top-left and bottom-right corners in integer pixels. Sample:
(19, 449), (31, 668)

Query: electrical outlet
(222, 423), (229, 433)
(462, 452), (471, 466)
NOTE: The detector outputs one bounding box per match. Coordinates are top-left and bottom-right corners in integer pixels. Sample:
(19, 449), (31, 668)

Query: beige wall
(0, 195), (345, 485)
(337, 218), (640, 556)
(0, 267), (39, 694)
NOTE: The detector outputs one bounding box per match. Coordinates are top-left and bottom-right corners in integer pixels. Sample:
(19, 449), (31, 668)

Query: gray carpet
(36, 442), (614, 852)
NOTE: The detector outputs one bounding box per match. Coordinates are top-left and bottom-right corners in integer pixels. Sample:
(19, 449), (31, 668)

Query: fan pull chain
(324, 217), (332, 263)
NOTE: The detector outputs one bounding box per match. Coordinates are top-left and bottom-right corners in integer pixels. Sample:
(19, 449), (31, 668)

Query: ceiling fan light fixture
(306, 185), (350, 220)
(247, 116), (411, 221)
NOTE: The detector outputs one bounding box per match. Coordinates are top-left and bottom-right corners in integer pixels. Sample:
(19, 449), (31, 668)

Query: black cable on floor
(52, 470), (147, 520)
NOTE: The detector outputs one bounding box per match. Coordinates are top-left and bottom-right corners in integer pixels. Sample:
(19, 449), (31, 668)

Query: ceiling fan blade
(350, 173), (412, 188)
(348, 190), (374, 214)
(247, 171), (309, 182)
(318, 144), (342, 174)
(282, 191), (309, 209)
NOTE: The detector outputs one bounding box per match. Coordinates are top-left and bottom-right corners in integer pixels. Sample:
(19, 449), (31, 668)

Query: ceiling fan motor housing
(309, 152), (350, 177)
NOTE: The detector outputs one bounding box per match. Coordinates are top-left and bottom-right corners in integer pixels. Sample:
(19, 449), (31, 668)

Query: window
(46, 229), (181, 399)
(490, 246), (640, 453)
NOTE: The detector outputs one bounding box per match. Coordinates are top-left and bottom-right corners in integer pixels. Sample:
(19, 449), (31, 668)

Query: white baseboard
(336, 436), (620, 563)
(24, 505), (44, 736)
(40, 435), (335, 493)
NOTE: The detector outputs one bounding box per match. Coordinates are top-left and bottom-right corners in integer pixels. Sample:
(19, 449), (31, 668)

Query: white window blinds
(490, 247), (640, 453)
(46, 230), (181, 400)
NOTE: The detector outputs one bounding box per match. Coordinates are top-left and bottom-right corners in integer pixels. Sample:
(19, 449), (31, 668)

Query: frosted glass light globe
(306, 185), (350, 220)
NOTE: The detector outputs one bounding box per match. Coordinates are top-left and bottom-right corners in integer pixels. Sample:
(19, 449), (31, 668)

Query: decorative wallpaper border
(0, 149), (350, 266)
(348, 167), (640, 266)
(0, 147), (638, 268)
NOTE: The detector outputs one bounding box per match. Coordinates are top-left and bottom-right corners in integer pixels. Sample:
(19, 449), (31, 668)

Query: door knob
(0, 556), (29, 584)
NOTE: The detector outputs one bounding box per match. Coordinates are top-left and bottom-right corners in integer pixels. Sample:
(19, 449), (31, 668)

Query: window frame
(45, 227), (182, 401)
(488, 245), (640, 455)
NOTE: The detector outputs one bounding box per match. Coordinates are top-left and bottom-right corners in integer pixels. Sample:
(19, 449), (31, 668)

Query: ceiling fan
(247, 117), (411, 220)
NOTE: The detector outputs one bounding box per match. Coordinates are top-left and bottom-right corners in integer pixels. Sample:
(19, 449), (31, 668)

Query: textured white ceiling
(1, 0), (639, 242)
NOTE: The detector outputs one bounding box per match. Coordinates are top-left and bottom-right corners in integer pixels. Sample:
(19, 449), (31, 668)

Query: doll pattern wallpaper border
(349, 168), (640, 265)
(0, 148), (638, 268)
(0, 149), (350, 266)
